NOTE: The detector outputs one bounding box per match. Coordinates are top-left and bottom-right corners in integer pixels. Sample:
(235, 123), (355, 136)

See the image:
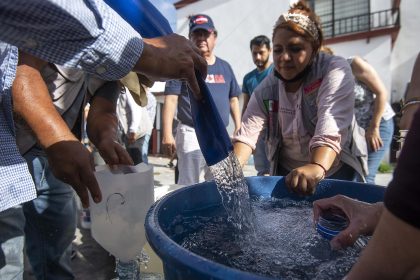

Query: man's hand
(95, 137), (133, 166)
(45, 140), (101, 207)
(162, 133), (176, 157)
(135, 34), (207, 99)
(127, 132), (137, 145)
(87, 83), (133, 166)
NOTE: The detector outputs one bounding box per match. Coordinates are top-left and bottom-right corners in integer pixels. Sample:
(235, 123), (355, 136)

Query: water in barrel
(168, 197), (369, 279)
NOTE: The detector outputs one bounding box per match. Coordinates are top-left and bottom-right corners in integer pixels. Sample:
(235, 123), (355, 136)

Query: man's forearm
(13, 52), (77, 148)
(241, 93), (250, 116)
(162, 95), (177, 138)
(347, 208), (420, 279)
(230, 97), (241, 131)
(87, 82), (120, 146)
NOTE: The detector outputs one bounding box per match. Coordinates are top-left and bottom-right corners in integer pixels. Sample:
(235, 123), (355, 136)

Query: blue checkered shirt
(0, 0), (144, 80)
(0, 43), (37, 212)
(0, 0), (145, 211)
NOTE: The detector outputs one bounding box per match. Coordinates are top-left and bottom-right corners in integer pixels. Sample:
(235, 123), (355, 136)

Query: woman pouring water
(233, 1), (367, 196)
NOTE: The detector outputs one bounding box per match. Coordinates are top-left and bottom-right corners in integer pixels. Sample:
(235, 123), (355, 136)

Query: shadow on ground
(24, 216), (116, 280)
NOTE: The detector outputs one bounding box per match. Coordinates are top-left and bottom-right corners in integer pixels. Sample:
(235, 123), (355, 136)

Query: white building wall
(326, 36), (392, 99)
(370, 0), (391, 13)
(391, 0), (420, 102)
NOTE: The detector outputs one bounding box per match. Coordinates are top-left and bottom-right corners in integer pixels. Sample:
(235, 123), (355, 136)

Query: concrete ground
(23, 156), (393, 280)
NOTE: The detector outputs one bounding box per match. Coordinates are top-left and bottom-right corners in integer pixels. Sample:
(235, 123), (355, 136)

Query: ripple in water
(168, 198), (369, 280)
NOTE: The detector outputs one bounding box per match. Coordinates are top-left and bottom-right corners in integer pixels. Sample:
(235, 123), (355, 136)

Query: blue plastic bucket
(145, 177), (385, 280)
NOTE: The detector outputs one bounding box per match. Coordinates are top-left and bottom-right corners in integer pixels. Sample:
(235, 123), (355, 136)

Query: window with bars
(311, 0), (370, 38)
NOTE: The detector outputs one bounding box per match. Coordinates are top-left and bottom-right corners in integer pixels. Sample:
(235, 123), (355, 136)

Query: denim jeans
(0, 206), (25, 280)
(23, 152), (77, 280)
(366, 118), (394, 184)
(141, 134), (151, 164)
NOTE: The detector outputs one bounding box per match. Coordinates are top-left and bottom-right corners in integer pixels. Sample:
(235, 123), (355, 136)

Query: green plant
(378, 162), (393, 173)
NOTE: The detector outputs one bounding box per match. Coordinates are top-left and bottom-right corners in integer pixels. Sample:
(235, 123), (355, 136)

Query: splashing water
(168, 198), (369, 280)
(114, 250), (150, 280)
(209, 151), (254, 231)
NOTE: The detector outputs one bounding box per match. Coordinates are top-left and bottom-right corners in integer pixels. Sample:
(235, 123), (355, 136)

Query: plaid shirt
(0, 43), (37, 212)
(0, 0), (144, 81)
(0, 0), (144, 211)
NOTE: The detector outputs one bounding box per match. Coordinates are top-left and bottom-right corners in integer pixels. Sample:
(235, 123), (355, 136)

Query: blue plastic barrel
(145, 177), (385, 280)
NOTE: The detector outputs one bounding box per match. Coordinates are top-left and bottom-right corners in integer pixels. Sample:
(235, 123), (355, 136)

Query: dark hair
(250, 35), (271, 50)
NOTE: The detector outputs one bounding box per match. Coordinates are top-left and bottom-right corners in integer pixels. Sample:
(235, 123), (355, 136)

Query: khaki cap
(120, 72), (154, 107)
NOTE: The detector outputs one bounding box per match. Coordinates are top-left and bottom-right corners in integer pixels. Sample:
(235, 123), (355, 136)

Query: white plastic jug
(90, 163), (154, 262)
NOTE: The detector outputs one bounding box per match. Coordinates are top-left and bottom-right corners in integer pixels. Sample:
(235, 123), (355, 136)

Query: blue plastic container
(316, 209), (349, 240)
(145, 177), (385, 280)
